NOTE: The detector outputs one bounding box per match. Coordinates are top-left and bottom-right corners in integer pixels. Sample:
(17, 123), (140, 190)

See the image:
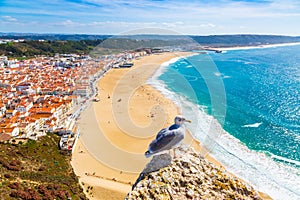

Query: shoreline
(71, 52), (194, 199)
(71, 52), (271, 199)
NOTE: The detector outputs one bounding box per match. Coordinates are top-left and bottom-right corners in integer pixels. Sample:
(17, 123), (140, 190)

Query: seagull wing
(156, 124), (179, 140)
(149, 128), (184, 154)
(156, 128), (168, 140)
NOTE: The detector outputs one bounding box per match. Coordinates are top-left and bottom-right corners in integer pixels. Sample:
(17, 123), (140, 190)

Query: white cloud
(1, 16), (18, 22)
(2, 0), (300, 35)
(52, 20), (79, 26)
(61, 20), (75, 26)
(270, 0), (300, 10)
(49, 20), (219, 34)
(199, 23), (216, 28)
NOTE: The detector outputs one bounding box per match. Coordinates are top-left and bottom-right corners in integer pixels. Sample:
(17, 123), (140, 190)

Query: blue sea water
(148, 44), (300, 199)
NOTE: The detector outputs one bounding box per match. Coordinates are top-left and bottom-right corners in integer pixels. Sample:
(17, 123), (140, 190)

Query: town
(0, 49), (150, 150)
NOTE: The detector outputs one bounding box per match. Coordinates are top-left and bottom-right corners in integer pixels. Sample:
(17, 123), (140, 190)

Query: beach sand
(71, 52), (271, 200)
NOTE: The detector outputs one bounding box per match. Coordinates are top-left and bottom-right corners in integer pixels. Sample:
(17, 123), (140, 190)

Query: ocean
(148, 44), (300, 200)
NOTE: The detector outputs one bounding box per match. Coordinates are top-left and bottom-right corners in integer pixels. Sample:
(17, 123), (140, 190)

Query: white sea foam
(242, 122), (263, 128)
(147, 56), (300, 200)
(214, 72), (231, 79)
(214, 72), (222, 77)
(269, 153), (300, 167)
(147, 56), (187, 83)
(244, 61), (257, 65)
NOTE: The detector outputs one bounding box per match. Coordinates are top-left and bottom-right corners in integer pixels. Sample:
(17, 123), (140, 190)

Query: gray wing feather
(149, 128), (184, 153)
(156, 128), (168, 140)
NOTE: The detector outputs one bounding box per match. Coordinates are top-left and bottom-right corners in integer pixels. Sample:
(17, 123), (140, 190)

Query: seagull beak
(184, 119), (192, 123)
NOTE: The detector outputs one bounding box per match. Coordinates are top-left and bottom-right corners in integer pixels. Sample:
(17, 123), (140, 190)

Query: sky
(1, 0), (300, 35)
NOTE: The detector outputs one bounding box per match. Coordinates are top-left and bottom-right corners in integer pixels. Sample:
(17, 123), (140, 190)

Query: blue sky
(1, 0), (300, 35)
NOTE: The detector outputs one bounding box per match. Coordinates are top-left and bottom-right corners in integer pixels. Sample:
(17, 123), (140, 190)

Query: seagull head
(174, 115), (191, 126)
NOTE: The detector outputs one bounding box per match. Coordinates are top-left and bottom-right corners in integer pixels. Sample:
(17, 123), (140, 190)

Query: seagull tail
(145, 150), (152, 158)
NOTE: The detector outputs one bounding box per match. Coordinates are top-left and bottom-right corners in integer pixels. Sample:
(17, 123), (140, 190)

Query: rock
(189, 166), (197, 174)
(126, 146), (263, 200)
(186, 189), (194, 198)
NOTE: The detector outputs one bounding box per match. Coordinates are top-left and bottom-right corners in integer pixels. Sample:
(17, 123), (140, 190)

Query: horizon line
(1, 32), (300, 37)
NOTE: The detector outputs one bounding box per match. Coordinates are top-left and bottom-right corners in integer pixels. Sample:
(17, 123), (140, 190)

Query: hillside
(1, 33), (300, 44)
(0, 40), (102, 58)
(0, 134), (86, 200)
(1, 34), (300, 58)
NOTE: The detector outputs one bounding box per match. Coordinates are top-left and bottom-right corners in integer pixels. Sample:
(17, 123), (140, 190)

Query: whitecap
(242, 122), (263, 128)
(269, 153), (300, 167)
(214, 72), (222, 77)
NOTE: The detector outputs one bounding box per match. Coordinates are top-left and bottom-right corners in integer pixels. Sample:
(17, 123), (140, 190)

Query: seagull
(145, 115), (191, 158)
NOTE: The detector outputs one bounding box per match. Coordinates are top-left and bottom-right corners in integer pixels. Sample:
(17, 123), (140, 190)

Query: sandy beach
(71, 52), (271, 200)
